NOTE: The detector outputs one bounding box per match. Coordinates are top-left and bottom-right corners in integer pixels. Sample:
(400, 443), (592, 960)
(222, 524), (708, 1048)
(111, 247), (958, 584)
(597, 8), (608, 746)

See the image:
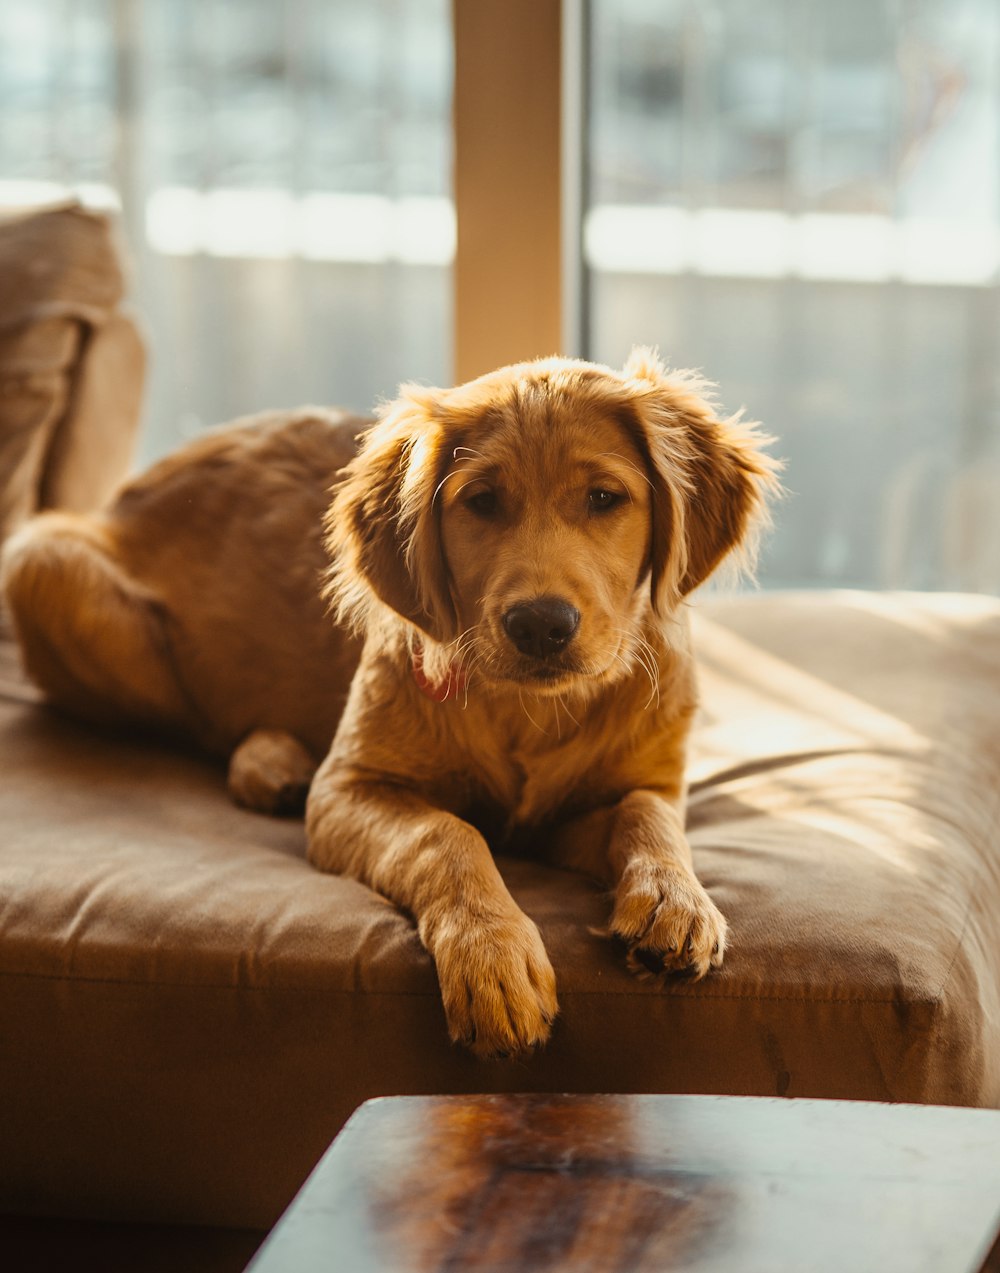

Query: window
(586, 0), (1000, 591)
(0, 0), (452, 460)
(3, 0), (998, 592)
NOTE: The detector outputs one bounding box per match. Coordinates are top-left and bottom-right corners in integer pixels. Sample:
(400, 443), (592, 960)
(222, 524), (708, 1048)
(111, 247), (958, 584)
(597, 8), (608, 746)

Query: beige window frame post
(453, 0), (583, 382)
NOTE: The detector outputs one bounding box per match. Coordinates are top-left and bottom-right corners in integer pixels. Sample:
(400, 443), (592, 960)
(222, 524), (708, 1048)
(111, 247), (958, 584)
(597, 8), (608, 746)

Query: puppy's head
(325, 351), (780, 695)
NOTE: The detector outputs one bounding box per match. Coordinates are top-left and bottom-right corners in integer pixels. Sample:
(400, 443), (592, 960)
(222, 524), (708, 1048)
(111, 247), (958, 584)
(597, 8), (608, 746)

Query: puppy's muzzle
(502, 597), (580, 660)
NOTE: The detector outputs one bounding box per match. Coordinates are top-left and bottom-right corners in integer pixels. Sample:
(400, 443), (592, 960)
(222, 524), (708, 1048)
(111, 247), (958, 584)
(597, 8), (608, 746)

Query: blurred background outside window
(588, 0), (1000, 592)
(0, 0), (452, 460)
(1, 0), (998, 592)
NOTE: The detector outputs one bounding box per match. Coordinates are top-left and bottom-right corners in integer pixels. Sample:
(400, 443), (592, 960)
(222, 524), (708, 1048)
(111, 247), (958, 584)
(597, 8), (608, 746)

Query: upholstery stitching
(932, 891), (977, 1003)
(0, 968), (936, 1005)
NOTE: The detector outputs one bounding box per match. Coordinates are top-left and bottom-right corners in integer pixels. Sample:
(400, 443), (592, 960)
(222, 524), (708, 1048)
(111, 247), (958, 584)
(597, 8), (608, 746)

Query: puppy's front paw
(611, 861), (727, 980)
(430, 907), (558, 1059)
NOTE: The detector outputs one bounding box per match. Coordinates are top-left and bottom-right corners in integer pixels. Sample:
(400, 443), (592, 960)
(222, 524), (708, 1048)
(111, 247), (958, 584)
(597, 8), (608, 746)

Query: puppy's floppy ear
(623, 347), (782, 611)
(323, 386), (457, 643)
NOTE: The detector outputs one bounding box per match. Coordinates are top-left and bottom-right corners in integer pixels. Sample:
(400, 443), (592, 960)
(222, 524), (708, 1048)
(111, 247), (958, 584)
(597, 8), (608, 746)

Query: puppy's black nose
(502, 597), (580, 659)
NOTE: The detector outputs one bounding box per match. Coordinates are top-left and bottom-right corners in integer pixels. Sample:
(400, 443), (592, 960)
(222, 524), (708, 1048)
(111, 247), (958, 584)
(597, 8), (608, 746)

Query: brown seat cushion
(1, 590), (999, 1230)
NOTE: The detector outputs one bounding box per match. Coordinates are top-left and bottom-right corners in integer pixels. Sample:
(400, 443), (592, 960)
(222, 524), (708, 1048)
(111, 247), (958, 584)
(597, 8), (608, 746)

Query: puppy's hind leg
(227, 729), (317, 815)
(1, 511), (189, 732)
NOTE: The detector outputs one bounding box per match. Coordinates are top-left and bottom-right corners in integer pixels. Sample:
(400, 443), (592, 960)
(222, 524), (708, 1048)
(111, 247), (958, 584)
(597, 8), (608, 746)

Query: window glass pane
(0, 0), (453, 460)
(587, 0), (1000, 592)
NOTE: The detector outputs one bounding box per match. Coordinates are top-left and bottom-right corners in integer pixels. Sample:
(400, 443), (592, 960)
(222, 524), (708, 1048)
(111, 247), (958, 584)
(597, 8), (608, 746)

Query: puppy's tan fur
(1, 352), (779, 1058)
(1, 408), (364, 809)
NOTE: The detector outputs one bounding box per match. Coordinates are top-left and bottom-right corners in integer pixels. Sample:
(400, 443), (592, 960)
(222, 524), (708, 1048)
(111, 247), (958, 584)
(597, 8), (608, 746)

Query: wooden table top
(247, 1093), (1000, 1273)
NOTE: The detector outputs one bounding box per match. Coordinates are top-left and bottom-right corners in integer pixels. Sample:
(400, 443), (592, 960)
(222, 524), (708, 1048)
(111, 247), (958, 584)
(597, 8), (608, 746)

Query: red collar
(412, 643), (467, 702)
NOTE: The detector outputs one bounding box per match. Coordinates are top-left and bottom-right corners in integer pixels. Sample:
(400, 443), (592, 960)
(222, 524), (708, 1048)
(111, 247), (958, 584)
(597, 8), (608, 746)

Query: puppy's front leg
(608, 790), (727, 979)
(306, 773), (558, 1058)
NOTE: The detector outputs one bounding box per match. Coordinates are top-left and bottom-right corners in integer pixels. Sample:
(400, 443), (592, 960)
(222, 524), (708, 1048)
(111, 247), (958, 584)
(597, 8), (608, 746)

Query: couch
(4, 588), (1000, 1269)
(0, 201), (144, 542)
(3, 206), (1000, 1273)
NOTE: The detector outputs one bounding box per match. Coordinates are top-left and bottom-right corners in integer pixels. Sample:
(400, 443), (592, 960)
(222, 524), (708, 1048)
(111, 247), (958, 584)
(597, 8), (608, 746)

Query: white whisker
(632, 634), (661, 709)
(558, 694), (581, 729)
(607, 626), (661, 710)
(430, 468), (470, 507)
(517, 687), (548, 734)
(594, 451), (654, 490)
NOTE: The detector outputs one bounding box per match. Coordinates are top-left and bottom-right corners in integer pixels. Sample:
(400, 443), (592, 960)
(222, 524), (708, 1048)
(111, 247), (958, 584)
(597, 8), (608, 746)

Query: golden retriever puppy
(308, 349), (779, 1057)
(1, 351), (779, 1060)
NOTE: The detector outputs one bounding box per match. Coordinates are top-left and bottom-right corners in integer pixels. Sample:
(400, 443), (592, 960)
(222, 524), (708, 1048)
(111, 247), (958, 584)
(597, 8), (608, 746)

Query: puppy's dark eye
(588, 488), (623, 514)
(465, 489), (498, 517)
